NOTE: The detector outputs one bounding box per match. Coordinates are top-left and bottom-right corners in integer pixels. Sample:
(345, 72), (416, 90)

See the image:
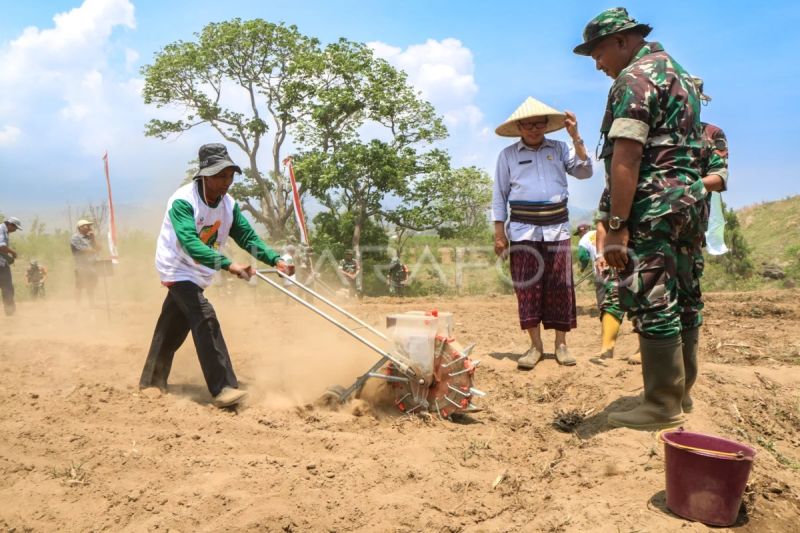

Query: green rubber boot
(608, 335), (686, 431)
(681, 328), (700, 413)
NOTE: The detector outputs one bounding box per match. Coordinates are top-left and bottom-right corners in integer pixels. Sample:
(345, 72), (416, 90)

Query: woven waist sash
(509, 200), (569, 225)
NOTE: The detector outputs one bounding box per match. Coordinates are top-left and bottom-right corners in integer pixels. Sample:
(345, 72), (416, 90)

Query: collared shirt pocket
(546, 146), (568, 187)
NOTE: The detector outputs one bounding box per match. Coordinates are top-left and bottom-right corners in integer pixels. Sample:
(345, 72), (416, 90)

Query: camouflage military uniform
(339, 256), (361, 297)
(26, 263), (47, 299)
(593, 269), (622, 321)
(596, 41), (706, 339)
(698, 122), (729, 234)
(388, 260), (408, 296)
(595, 122), (727, 331)
(578, 227), (624, 322)
(675, 122), (726, 322)
(593, 258), (624, 324)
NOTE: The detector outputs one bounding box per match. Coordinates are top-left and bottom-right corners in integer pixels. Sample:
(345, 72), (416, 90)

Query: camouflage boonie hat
(573, 7), (653, 56)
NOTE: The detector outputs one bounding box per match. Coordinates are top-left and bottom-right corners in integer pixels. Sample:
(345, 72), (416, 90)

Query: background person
(338, 249), (361, 298)
(676, 76), (730, 413)
(0, 216), (23, 316)
(387, 257), (409, 296)
(591, 221), (627, 363)
(492, 97), (593, 370)
(26, 259), (48, 299)
(71, 219), (100, 305)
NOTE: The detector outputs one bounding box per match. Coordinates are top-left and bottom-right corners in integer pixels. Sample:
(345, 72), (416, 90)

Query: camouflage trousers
(617, 205), (705, 339)
(594, 270), (624, 322)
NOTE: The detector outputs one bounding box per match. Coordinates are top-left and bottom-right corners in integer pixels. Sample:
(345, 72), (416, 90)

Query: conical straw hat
(495, 97), (566, 137)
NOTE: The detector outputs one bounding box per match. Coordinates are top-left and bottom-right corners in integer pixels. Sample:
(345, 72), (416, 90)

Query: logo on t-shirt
(199, 220), (221, 249)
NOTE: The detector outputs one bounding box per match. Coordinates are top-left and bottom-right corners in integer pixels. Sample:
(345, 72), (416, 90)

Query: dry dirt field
(1, 276), (799, 532)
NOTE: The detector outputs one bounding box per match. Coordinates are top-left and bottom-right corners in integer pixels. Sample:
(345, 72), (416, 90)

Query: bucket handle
(658, 430), (749, 460)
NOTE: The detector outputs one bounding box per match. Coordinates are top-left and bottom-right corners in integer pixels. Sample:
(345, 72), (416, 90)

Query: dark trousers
(139, 281), (238, 396)
(0, 265), (15, 316)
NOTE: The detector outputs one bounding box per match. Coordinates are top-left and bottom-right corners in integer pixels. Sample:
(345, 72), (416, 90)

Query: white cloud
(369, 38), (478, 122)
(124, 47), (140, 71)
(0, 0), (200, 215)
(369, 38), (502, 175)
(0, 125), (21, 146)
(0, 0), (137, 137)
(3, 0), (135, 84)
(443, 104), (484, 128)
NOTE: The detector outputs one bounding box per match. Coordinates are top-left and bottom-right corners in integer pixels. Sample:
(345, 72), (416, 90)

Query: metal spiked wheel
(428, 337), (484, 418)
(387, 337), (484, 418)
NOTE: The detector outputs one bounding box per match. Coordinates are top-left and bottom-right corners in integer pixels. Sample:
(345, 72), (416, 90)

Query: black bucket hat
(194, 143), (242, 179)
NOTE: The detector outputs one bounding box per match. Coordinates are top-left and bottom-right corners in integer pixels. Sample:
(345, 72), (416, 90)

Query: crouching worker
(140, 143), (292, 408)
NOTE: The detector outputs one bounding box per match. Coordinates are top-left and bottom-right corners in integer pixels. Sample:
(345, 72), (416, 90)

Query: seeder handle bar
(258, 268), (388, 341)
(254, 271), (414, 377)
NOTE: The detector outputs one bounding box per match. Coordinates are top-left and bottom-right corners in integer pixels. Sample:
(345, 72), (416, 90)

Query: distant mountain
(569, 204), (596, 225)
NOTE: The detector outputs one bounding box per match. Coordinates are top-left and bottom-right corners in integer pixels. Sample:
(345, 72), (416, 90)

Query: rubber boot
(607, 335), (686, 431)
(591, 313), (622, 365)
(599, 312), (621, 359)
(681, 328), (700, 413)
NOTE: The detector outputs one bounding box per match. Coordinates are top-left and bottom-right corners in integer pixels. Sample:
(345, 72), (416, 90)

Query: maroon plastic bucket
(660, 429), (756, 526)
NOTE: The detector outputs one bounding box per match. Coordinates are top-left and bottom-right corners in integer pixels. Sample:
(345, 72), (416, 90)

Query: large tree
(391, 166), (493, 239)
(292, 43), (450, 255)
(141, 19), (324, 240)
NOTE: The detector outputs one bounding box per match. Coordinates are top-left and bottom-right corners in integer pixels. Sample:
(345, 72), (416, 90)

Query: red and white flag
(284, 156), (309, 245)
(103, 151), (119, 263)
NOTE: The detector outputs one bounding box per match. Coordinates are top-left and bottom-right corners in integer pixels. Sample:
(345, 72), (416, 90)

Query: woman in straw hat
(492, 97), (592, 370)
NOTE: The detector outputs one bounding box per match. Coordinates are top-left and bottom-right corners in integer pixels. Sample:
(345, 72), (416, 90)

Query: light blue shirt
(492, 138), (593, 242)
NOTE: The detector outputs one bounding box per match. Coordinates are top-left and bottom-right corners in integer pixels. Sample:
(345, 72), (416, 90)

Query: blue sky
(1, 0), (798, 230)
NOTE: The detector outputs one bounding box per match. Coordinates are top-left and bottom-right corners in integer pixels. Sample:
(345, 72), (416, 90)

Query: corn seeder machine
(256, 269), (484, 418)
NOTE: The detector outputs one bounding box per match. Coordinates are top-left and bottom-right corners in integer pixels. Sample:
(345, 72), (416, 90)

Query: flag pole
(103, 151), (119, 263)
(283, 157), (337, 299)
(101, 151), (118, 321)
(284, 156), (309, 245)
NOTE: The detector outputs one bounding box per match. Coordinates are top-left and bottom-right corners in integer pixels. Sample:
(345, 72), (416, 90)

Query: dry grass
(51, 460), (89, 486)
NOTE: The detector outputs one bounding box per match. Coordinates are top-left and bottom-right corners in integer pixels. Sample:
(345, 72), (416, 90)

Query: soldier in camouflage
(693, 76), (730, 235)
(387, 258), (409, 297)
(680, 78), (729, 412)
(338, 250), (361, 298)
(589, 220), (627, 363)
(575, 7), (708, 430)
(26, 259), (48, 299)
(574, 223), (625, 361)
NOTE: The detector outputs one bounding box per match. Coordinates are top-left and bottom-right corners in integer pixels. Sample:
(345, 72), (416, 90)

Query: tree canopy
(142, 19), (324, 239)
(142, 18), (492, 255)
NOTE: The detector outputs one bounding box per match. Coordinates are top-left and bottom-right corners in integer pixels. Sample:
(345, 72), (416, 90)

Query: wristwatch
(608, 215), (627, 231)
